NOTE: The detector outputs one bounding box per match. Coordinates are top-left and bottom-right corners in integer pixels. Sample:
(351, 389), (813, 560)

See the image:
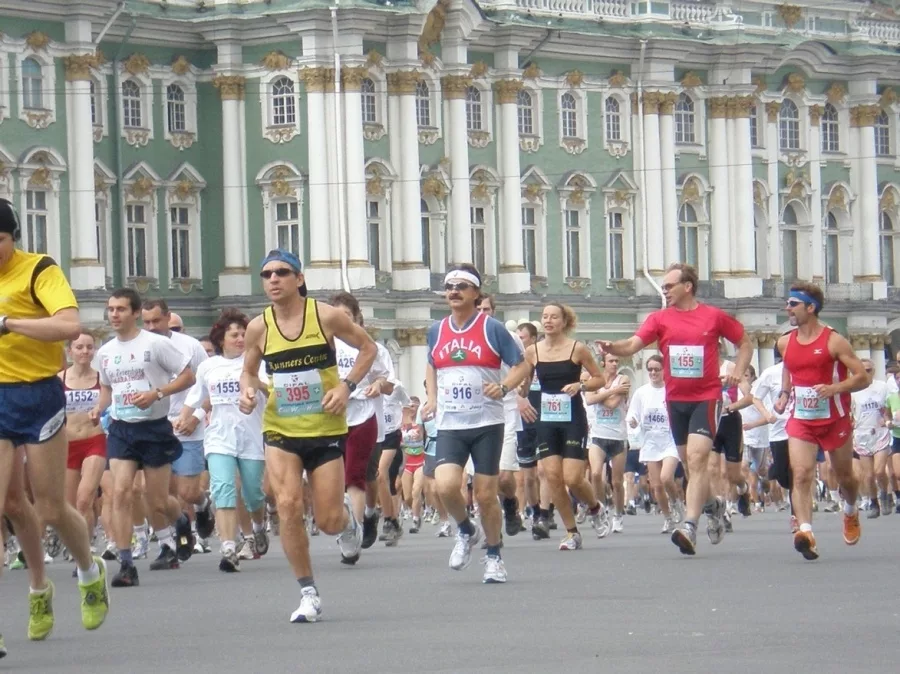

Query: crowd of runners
(2, 194), (900, 656)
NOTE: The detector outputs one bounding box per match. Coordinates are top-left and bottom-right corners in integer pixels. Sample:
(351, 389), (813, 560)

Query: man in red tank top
(773, 281), (867, 560)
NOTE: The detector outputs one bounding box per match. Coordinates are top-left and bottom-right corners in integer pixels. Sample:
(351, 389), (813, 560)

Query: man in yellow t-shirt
(0, 198), (109, 650)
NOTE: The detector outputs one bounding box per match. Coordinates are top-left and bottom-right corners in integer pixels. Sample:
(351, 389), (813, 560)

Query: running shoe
(671, 500), (685, 524)
(253, 529), (270, 557)
(290, 586), (322, 623)
(625, 502), (637, 516)
(558, 532), (583, 550)
(574, 504), (587, 525)
(78, 557), (109, 631)
(237, 538), (259, 560)
(660, 516), (674, 534)
(880, 493), (892, 516)
(642, 494), (652, 513)
(219, 550), (240, 573)
(842, 511), (861, 545)
(504, 507), (525, 537)
(383, 519), (400, 547)
(195, 499), (216, 540)
(111, 564), (139, 587)
(174, 515), (194, 562)
(361, 511), (380, 549)
(705, 497), (726, 545)
(193, 537), (211, 554)
(737, 490), (752, 517)
(547, 513), (558, 530)
(793, 530), (819, 561)
(611, 514), (624, 534)
(0, 633), (6, 659)
(449, 527), (481, 570)
(267, 507), (280, 536)
(437, 521), (452, 538)
(410, 516), (421, 534)
(101, 542), (117, 562)
(591, 508), (610, 538)
(149, 544), (180, 571)
(867, 501), (881, 519)
(531, 517), (550, 540)
(822, 501), (839, 513)
(44, 528), (62, 559)
(28, 581), (55, 640)
(723, 511), (733, 533)
(671, 523), (697, 556)
(131, 533), (149, 560)
(482, 555), (507, 584)
(337, 494), (362, 564)
(10, 551), (25, 570)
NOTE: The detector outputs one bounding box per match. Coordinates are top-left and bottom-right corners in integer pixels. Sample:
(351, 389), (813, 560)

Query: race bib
(669, 345), (703, 379)
(209, 378), (241, 406)
(794, 386), (830, 421)
(337, 354), (355, 380)
(384, 411), (395, 427)
(273, 370), (324, 417)
(438, 373), (483, 413)
(643, 408), (669, 432)
(595, 406), (622, 426)
(112, 380), (153, 421)
(66, 388), (99, 414)
(541, 393), (571, 423)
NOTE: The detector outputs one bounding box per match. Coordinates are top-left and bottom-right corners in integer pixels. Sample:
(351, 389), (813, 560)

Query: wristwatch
(500, 384), (509, 396)
(343, 379), (358, 393)
(156, 388), (165, 400)
(0, 316), (8, 336)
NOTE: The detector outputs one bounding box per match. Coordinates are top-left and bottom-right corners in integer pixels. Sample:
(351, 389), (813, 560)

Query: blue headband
(789, 290), (821, 311)
(261, 248), (301, 273)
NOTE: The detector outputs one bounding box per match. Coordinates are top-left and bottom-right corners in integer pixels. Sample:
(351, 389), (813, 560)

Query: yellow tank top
(262, 299), (348, 438)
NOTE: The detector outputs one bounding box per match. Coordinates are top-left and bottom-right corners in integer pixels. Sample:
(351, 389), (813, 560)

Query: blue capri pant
(207, 453), (266, 512)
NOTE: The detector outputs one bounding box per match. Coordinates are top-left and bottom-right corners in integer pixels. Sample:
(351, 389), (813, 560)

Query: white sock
(252, 520), (265, 533)
(843, 501), (857, 515)
(365, 505), (376, 517)
(30, 583), (51, 595)
(222, 540), (236, 554)
(799, 523), (813, 533)
(77, 561), (101, 585)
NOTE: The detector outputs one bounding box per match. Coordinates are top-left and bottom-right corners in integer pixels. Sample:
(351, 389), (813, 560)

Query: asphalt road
(1, 509), (898, 673)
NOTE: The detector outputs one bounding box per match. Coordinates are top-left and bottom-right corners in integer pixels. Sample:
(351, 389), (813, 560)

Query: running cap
(260, 248), (307, 297)
(0, 198), (21, 240)
(443, 269), (481, 288)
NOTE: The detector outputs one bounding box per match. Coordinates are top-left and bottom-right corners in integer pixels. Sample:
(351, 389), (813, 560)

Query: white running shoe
(290, 587), (322, 623)
(611, 515), (624, 533)
(660, 516), (674, 534)
(482, 555), (507, 584)
(558, 532), (583, 550)
(449, 527), (481, 570)
(593, 509), (611, 538)
(437, 521), (452, 538)
(336, 494), (362, 561)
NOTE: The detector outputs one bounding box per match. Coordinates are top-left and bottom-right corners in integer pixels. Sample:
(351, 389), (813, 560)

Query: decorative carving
(386, 71), (419, 96)
(493, 79), (522, 105)
(396, 328), (429, 348)
(363, 123), (387, 141)
(608, 71), (627, 88)
(439, 156), (451, 170)
(25, 111), (53, 129)
(471, 182), (490, 202)
(93, 126), (103, 142)
(680, 71), (702, 88)
(523, 183), (543, 202)
(300, 68), (328, 94)
(264, 126), (299, 144)
(562, 138), (586, 155)
(128, 175), (155, 199)
(341, 66), (369, 92)
(25, 31), (50, 51)
(825, 83), (845, 105)
(523, 62), (541, 80)
(520, 135), (541, 153)
(169, 132), (195, 151)
(765, 101), (781, 123)
(607, 141), (629, 158)
(420, 50), (436, 68)
(28, 167), (51, 188)
(125, 129), (151, 147)
(565, 70), (584, 88)
(641, 91), (661, 115)
(753, 182), (765, 208)
(776, 4), (803, 29)
(366, 49), (383, 68)
(366, 174), (384, 197)
(418, 128), (440, 145)
(469, 61), (489, 79)
(418, 0), (450, 54)
(788, 181), (805, 200)
(468, 130), (491, 148)
(262, 51), (291, 72)
(658, 92), (678, 116)
(441, 75), (471, 100)
(171, 55), (191, 76)
(709, 96), (729, 119)
(421, 174), (446, 201)
(870, 334), (886, 350)
(784, 167), (796, 187)
(567, 189), (586, 207)
(827, 187), (847, 212)
(733, 96), (754, 119)
(123, 53), (151, 77)
(213, 75), (246, 101)
(851, 104), (881, 128)
(614, 189), (630, 205)
(566, 278), (591, 290)
(94, 172), (108, 195)
(784, 72), (805, 93)
(752, 76), (766, 94)
(809, 104), (822, 126)
(63, 53), (100, 81)
(881, 189), (896, 212)
(880, 88), (897, 108)
(173, 178), (197, 202)
(681, 178), (701, 204)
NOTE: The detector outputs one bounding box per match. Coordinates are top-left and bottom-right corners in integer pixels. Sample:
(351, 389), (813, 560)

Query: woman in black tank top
(523, 304), (607, 550)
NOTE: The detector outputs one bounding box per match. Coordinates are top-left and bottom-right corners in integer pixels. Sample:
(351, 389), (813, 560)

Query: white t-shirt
(851, 380), (890, 451)
(383, 384), (411, 436)
(740, 391), (768, 449)
(626, 383), (675, 459)
(752, 363), (790, 443)
(166, 331), (209, 441)
(184, 354), (266, 460)
(887, 376), (898, 395)
(591, 374), (629, 442)
(98, 330), (191, 423)
(337, 338), (393, 430)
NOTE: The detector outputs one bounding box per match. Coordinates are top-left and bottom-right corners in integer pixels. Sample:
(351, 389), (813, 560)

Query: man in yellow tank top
(239, 249), (377, 623)
(0, 198), (109, 654)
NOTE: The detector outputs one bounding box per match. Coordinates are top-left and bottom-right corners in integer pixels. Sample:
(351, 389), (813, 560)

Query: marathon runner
(239, 249), (375, 622)
(774, 282), (866, 559)
(600, 263), (752, 556)
(851, 359), (891, 518)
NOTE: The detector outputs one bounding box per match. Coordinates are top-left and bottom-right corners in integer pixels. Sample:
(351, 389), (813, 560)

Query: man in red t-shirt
(600, 263), (752, 556)
(773, 281), (866, 561)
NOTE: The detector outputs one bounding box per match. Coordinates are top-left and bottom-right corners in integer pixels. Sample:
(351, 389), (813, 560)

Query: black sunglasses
(260, 268), (295, 279)
(445, 282), (473, 291)
(170, 326), (182, 333)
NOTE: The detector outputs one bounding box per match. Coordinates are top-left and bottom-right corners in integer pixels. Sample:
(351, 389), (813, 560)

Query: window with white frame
(821, 104), (840, 153)
(367, 200), (382, 270)
(95, 200), (105, 265)
(420, 200), (431, 268)
(881, 211), (895, 286)
(466, 86), (483, 132)
(608, 211), (625, 280)
(361, 78), (377, 124)
(564, 209), (583, 278)
(122, 80), (143, 128)
(170, 206), (192, 279)
(753, 210), (763, 274)
(779, 99), (800, 151)
(675, 94), (696, 144)
(782, 204), (799, 280)
(90, 79), (100, 126)
(518, 89), (534, 135)
(25, 190), (48, 254)
(749, 103), (760, 148)
(416, 80), (431, 127)
(522, 206), (537, 275)
(166, 84), (186, 133)
(271, 77), (296, 126)
(678, 204), (700, 268)
(875, 110), (891, 157)
(22, 57), (43, 110)
(605, 97), (622, 142)
(824, 212), (839, 284)
(561, 93), (578, 138)
(126, 203), (148, 278)
(470, 206), (486, 272)
(274, 200), (300, 257)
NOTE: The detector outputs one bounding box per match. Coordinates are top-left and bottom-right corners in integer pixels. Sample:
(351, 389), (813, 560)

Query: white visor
(443, 270), (481, 288)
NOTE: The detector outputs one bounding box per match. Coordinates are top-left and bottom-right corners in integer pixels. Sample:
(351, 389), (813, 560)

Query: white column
(300, 68), (337, 290)
(855, 105), (881, 280)
(642, 93), (665, 272)
(849, 122), (863, 278)
(733, 97), (757, 275)
(758, 334), (776, 373)
(495, 79), (529, 293)
(63, 53), (104, 290)
(342, 67), (375, 288)
(708, 97), (731, 277)
(443, 75), (471, 266)
(871, 336), (887, 380)
(213, 74), (252, 295)
(387, 91), (403, 269)
(658, 94), (679, 272)
(325, 76), (343, 281)
(764, 102), (782, 279)
(807, 106), (824, 282)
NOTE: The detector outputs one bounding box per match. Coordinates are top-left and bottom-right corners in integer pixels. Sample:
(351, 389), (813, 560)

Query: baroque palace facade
(1, 0), (900, 391)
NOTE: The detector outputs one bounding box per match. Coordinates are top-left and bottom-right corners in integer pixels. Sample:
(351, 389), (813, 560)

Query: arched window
(605, 97), (621, 141)
(22, 57), (43, 109)
(674, 94), (695, 144)
(821, 103), (839, 153)
(465, 86), (483, 131)
(415, 80), (431, 127)
(360, 78), (377, 124)
(875, 110), (891, 157)
(779, 99), (800, 151)
(121, 80), (142, 128)
(271, 77), (296, 126)
(678, 203), (699, 266)
(824, 211), (839, 283)
(560, 92), (578, 138)
(881, 211), (896, 285)
(166, 84), (186, 133)
(782, 204), (799, 280)
(517, 89), (534, 135)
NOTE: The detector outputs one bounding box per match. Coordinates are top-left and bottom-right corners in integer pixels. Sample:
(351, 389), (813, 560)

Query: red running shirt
(782, 326), (849, 426)
(635, 303), (744, 403)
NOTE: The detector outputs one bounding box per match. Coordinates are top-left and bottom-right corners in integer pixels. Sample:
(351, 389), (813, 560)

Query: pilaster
(658, 92), (678, 273)
(640, 92), (665, 272)
(851, 104), (882, 281)
(442, 75), (473, 267)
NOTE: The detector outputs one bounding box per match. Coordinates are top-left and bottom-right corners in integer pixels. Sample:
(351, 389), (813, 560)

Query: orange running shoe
(793, 530), (819, 560)
(842, 511), (861, 545)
